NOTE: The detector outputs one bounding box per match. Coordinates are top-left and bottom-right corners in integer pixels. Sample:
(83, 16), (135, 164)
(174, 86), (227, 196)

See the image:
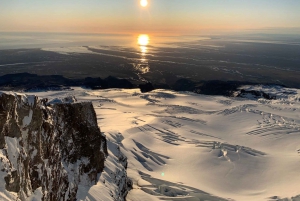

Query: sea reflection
(135, 34), (150, 74)
(140, 46), (147, 54)
(138, 34), (149, 56)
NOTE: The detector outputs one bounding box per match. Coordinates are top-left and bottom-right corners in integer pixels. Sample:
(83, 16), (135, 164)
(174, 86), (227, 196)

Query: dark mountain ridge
(0, 73), (289, 97)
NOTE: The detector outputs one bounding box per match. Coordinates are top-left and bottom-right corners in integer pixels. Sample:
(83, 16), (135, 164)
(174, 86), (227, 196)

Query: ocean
(0, 32), (300, 88)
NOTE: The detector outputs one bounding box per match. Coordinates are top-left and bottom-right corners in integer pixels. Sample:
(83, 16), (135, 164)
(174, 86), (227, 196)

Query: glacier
(1, 85), (300, 200)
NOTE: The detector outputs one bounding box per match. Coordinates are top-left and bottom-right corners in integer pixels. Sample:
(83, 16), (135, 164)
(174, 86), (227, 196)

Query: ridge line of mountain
(0, 73), (290, 97)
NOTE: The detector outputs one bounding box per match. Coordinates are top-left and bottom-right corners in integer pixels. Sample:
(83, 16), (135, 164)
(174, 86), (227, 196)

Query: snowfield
(25, 86), (300, 201)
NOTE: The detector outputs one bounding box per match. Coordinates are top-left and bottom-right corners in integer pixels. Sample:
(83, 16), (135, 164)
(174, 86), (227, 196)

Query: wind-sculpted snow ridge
(23, 86), (300, 201)
(0, 92), (131, 201)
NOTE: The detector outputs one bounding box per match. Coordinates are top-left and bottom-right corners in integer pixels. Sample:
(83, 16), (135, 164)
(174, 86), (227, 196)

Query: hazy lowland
(0, 32), (299, 89)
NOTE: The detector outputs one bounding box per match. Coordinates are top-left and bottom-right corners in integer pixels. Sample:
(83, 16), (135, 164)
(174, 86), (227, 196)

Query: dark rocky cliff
(0, 92), (112, 200)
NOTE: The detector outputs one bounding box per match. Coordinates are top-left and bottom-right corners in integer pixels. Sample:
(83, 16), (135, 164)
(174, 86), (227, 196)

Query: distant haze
(0, 0), (300, 34)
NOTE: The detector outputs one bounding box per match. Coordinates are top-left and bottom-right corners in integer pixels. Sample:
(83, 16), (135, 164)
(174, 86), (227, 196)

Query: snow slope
(26, 86), (300, 201)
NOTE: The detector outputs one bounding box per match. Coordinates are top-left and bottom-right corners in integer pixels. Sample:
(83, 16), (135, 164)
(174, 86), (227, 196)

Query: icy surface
(5, 137), (20, 171)
(26, 187), (43, 201)
(6, 86), (300, 200)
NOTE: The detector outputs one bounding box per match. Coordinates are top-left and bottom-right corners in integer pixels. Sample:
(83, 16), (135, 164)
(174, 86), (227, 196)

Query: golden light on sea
(140, 46), (147, 54)
(135, 34), (150, 74)
(140, 0), (148, 7)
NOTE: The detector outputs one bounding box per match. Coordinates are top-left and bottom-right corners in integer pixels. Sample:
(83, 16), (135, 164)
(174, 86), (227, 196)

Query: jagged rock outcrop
(0, 92), (108, 200)
(98, 137), (133, 200)
(238, 89), (277, 100)
(139, 82), (155, 93)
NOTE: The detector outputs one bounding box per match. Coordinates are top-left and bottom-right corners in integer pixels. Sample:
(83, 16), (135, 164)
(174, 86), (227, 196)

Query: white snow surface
(8, 86), (300, 200)
(0, 150), (18, 201)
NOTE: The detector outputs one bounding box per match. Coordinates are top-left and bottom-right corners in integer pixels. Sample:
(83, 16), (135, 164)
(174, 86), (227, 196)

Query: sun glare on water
(140, 0), (148, 7)
(136, 34), (150, 73)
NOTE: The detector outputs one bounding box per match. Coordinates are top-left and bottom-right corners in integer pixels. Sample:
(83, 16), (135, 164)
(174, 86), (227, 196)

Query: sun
(140, 0), (148, 7)
(138, 34), (149, 46)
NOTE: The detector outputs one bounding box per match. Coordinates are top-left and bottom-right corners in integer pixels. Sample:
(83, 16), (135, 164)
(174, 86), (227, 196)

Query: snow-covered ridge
(31, 86), (299, 201)
(2, 85), (300, 201)
(0, 92), (131, 201)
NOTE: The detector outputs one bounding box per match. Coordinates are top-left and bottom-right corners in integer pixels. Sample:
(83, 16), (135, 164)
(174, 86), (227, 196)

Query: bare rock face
(0, 92), (108, 200)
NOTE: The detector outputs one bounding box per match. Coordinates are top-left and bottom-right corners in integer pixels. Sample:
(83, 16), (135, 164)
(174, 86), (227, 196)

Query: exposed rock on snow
(237, 85), (300, 101)
(0, 92), (131, 200)
(47, 95), (77, 105)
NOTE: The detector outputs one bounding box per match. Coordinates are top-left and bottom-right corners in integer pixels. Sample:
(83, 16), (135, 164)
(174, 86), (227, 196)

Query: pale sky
(1, 0), (300, 34)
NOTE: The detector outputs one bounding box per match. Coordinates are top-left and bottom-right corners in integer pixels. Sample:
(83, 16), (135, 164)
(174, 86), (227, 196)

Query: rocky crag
(0, 92), (130, 200)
